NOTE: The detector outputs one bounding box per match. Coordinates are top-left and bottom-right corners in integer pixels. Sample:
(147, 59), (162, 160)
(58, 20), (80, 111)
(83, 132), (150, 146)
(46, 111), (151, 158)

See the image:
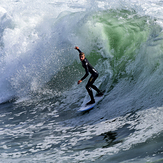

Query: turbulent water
(0, 0), (163, 162)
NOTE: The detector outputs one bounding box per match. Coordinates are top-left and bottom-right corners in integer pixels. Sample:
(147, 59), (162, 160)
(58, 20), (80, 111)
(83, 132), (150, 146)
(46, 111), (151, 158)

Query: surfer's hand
(75, 46), (79, 50)
(78, 80), (82, 84)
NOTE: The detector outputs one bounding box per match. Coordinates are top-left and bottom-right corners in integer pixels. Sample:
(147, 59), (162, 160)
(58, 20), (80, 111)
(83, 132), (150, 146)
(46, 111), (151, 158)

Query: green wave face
(80, 10), (162, 83)
(91, 10), (151, 77)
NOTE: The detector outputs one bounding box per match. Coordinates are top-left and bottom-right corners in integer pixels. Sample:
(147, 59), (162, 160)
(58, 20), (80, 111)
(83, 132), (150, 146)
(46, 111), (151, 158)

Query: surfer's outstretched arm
(75, 46), (82, 53)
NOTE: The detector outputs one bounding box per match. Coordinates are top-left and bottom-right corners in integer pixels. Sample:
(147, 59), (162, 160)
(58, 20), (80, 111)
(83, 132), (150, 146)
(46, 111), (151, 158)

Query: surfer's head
(79, 52), (85, 61)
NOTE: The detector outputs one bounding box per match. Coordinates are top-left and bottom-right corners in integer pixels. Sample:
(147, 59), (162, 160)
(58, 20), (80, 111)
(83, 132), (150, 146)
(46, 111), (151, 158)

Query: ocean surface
(0, 0), (163, 162)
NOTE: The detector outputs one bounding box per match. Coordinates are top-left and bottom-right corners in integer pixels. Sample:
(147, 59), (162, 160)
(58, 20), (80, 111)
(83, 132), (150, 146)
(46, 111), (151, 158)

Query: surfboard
(78, 95), (104, 112)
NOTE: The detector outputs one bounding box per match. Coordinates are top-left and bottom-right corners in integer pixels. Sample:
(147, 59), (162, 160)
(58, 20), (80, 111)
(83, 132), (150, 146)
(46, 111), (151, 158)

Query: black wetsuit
(78, 49), (101, 102)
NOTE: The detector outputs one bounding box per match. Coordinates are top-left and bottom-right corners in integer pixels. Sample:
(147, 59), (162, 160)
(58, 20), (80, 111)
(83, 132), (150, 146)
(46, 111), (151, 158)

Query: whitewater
(0, 0), (163, 162)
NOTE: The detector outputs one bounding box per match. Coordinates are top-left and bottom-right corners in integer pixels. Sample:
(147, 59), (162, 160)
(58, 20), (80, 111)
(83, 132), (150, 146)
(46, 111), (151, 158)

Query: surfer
(75, 46), (103, 105)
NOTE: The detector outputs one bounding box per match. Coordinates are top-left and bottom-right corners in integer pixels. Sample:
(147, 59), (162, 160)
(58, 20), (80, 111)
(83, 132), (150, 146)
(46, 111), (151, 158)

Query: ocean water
(0, 0), (163, 162)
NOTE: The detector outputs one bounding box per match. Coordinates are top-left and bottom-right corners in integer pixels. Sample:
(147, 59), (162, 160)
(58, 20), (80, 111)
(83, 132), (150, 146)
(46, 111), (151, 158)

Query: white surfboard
(78, 95), (104, 112)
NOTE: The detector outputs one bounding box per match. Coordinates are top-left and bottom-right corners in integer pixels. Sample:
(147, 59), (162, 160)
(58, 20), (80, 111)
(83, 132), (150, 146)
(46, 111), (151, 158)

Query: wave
(0, 7), (163, 106)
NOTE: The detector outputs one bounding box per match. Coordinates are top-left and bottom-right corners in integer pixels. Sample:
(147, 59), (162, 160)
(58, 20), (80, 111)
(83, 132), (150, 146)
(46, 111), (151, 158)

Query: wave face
(0, 0), (163, 162)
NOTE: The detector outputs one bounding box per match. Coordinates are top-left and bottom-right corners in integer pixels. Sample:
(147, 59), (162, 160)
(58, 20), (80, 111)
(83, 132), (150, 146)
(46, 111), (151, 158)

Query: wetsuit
(77, 49), (101, 102)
